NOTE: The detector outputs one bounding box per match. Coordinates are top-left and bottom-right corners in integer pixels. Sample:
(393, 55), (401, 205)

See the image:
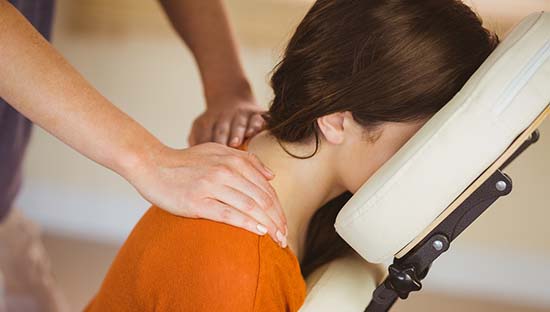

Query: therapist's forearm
(158, 0), (253, 104)
(0, 1), (161, 177)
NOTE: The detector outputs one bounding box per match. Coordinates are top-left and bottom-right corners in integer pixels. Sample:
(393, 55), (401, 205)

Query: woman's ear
(317, 112), (346, 144)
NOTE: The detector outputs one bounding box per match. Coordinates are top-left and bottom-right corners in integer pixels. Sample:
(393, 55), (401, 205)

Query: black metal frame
(365, 130), (541, 312)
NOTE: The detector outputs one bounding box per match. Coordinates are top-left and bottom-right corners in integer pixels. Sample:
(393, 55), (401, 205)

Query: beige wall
(19, 0), (550, 266)
(459, 120), (550, 254)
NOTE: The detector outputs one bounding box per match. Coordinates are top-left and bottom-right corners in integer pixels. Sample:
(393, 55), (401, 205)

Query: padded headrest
(335, 12), (550, 263)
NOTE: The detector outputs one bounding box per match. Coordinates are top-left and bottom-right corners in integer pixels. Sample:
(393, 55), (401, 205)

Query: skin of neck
(247, 131), (346, 261)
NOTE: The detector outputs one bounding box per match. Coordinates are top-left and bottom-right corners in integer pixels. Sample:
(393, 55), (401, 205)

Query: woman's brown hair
(264, 0), (499, 278)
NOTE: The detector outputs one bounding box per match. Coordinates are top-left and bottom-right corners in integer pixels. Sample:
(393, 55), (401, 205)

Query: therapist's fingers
(188, 113), (215, 146)
(212, 118), (231, 146)
(237, 149), (276, 182)
(218, 155), (286, 231)
(189, 98), (266, 147)
(245, 113), (266, 138)
(228, 113), (248, 147)
(231, 151), (287, 227)
(222, 166), (285, 236)
(212, 184), (286, 247)
(206, 148), (286, 236)
(233, 152), (287, 232)
(200, 198), (273, 237)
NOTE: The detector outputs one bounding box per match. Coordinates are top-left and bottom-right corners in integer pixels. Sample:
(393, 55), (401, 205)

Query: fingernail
(256, 224), (268, 235)
(276, 230), (287, 248)
(247, 129), (255, 136)
(230, 137), (240, 146)
(276, 230), (284, 242)
(264, 166), (275, 177)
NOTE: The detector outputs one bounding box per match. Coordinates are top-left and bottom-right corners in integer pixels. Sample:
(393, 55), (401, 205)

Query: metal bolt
(432, 240), (444, 251)
(495, 180), (507, 192)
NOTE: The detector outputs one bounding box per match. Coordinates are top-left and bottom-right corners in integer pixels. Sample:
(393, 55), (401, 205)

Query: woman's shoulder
(137, 206), (306, 302)
(129, 206), (262, 263)
(90, 206), (306, 311)
(93, 206), (265, 310)
(255, 237), (307, 311)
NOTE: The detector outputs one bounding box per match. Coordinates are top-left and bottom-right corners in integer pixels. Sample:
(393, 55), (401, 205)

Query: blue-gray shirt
(0, 0), (54, 220)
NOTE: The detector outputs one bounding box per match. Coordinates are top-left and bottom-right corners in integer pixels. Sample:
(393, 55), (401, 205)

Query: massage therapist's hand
(125, 142), (288, 246)
(188, 93), (266, 147)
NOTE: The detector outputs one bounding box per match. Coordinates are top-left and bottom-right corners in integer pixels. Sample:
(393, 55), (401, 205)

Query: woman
(86, 0), (499, 311)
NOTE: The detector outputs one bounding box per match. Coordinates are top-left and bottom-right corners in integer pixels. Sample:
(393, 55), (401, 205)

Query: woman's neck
(247, 131), (346, 261)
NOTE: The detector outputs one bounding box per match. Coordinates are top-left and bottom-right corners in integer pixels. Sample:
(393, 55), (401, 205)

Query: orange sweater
(85, 206), (306, 311)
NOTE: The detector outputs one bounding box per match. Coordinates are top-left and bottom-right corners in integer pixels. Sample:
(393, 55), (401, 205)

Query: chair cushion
(299, 253), (385, 312)
(335, 12), (550, 263)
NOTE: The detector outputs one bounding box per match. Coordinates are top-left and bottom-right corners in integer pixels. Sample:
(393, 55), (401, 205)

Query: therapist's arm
(0, 1), (287, 245)
(159, 0), (266, 147)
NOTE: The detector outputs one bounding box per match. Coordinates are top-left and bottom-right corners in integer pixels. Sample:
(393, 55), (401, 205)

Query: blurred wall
(16, 0), (550, 306)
